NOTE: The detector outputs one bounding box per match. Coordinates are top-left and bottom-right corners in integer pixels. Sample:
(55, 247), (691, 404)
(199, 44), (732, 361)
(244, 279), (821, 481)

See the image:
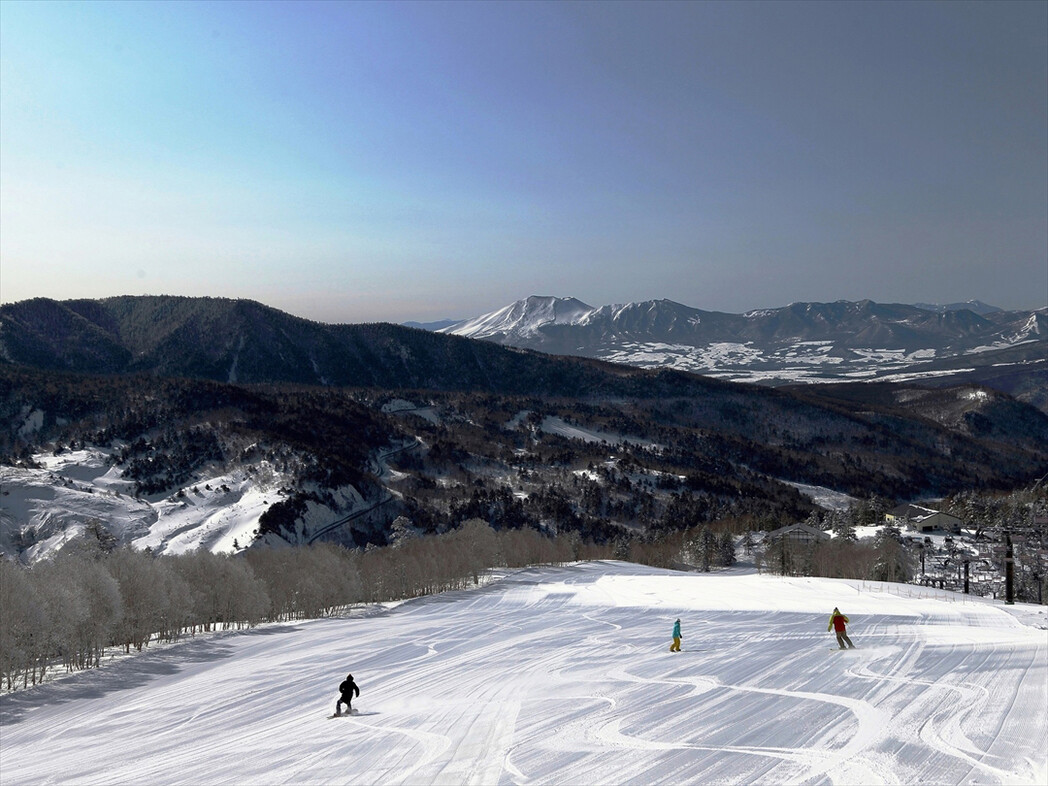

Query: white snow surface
(2, 561), (1045, 785)
(0, 449), (296, 559)
(540, 415), (659, 449)
(785, 482), (861, 511)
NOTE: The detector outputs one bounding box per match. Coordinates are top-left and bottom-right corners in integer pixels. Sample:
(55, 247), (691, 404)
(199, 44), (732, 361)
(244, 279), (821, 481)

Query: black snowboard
(328, 708), (359, 718)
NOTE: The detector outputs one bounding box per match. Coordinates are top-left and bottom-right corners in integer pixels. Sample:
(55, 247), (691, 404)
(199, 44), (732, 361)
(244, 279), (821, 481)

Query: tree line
(4, 475), (1043, 693)
(755, 485), (1048, 604)
(757, 526), (915, 584)
(0, 520), (613, 692)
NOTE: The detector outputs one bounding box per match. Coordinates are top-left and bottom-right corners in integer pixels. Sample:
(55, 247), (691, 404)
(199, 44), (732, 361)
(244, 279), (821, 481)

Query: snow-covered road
(2, 561), (1045, 785)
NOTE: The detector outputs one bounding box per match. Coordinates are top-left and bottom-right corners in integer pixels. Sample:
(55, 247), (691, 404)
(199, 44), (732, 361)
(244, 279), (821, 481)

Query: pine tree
(717, 532), (736, 567)
(830, 509), (857, 542)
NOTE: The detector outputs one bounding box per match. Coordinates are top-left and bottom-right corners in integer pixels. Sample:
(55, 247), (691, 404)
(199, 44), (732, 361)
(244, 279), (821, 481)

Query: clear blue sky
(2, 0), (1045, 323)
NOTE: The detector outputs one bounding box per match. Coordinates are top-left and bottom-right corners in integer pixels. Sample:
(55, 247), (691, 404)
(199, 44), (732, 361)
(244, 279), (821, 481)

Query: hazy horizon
(3, 291), (1045, 330)
(2, 1), (1045, 324)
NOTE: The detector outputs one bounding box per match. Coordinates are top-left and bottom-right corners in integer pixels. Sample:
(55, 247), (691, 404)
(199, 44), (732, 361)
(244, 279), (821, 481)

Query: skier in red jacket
(828, 608), (855, 649)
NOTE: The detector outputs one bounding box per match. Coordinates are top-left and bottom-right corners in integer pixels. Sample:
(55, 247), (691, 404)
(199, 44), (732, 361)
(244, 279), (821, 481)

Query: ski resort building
(765, 523), (831, 545)
(886, 503), (963, 534)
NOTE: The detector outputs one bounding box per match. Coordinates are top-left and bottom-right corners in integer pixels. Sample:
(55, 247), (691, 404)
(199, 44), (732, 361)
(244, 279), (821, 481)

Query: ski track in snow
(1, 562), (1045, 786)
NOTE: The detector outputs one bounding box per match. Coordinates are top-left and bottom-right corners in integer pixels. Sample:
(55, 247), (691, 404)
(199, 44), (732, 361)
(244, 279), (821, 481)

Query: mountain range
(2, 294), (1047, 562)
(0, 295), (623, 394)
(436, 296), (1047, 411)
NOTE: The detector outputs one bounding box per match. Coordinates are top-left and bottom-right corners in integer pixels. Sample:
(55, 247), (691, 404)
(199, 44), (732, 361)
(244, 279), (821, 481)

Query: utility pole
(1004, 530), (1015, 605)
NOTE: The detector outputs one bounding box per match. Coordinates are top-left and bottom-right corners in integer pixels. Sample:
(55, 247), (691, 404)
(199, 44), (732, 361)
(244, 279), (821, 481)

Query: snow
(849, 348), (940, 365)
(594, 341), (950, 385)
(598, 341), (765, 371)
(540, 416), (658, 449)
(132, 473), (285, 556)
(0, 449), (295, 559)
(2, 447), (397, 560)
(866, 368), (977, 384)
(16, 408), (45, 438)
(785, 482), (861, 511)
(2, 561), (1044, 785)
(504, 411), (659, 450)
(435, 297), (1044, 388)
(970, 339), (1039, 354)
(382, 399), (442, 425)
(443, 296), (592, 340)
(382, 398), (422, 413)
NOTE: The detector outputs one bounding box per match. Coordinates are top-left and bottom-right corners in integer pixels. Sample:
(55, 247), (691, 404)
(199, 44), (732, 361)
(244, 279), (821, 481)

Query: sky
(1, 1), (1046, 324)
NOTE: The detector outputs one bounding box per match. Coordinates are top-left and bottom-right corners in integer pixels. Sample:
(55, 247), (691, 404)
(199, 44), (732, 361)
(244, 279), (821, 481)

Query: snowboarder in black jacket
(336, 673), (359, 716)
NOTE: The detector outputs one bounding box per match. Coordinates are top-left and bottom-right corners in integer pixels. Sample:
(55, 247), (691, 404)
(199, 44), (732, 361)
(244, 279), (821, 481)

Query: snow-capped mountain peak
(439, 295), (593, 340)
(430, 296), (1047, 396)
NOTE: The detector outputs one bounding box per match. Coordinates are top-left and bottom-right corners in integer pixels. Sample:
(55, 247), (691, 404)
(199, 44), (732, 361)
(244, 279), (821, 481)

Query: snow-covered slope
(0, 448), (315, 560)
(442, 295), (593, 341)
(2, 561), (1044, 785)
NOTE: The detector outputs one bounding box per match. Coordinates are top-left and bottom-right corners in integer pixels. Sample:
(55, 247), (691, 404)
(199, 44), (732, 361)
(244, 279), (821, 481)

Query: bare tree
(454, 519), (500, 585)
(107, 549), (175, 651)
(0, 560), (46, 688)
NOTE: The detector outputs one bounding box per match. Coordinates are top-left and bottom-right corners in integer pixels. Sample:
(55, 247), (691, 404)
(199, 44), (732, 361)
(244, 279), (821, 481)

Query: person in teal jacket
(670, 618), (682, 652)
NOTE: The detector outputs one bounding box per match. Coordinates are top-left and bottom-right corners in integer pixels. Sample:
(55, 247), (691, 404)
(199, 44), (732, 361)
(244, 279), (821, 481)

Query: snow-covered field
(595, 341), (963, 385)
(2, 561), (1045, 785)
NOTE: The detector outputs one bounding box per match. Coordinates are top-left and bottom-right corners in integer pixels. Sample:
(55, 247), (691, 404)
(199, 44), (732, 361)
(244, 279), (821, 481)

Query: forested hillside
(2, 357), (1046, 560)
(2, 295), (689, 391)
(4, 296), (1044, 413)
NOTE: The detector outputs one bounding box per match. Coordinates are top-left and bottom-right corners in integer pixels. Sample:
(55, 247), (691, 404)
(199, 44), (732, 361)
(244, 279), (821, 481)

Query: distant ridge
(435, 295), (1046, 410)
(438, 296), (1038, 350)
(0, 295), (738, 398)
(402, 318), (461, 332)
(912, 300), (1003, 316)
(3, 295), (1047, 562)
(2, 294), (1044, 412)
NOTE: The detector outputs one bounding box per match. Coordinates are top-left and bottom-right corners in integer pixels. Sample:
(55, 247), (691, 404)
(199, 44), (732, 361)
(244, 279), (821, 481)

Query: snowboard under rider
(670, 618), (682, 652)
(828, 608), (855, 650)
(336, 673), (360, 716)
